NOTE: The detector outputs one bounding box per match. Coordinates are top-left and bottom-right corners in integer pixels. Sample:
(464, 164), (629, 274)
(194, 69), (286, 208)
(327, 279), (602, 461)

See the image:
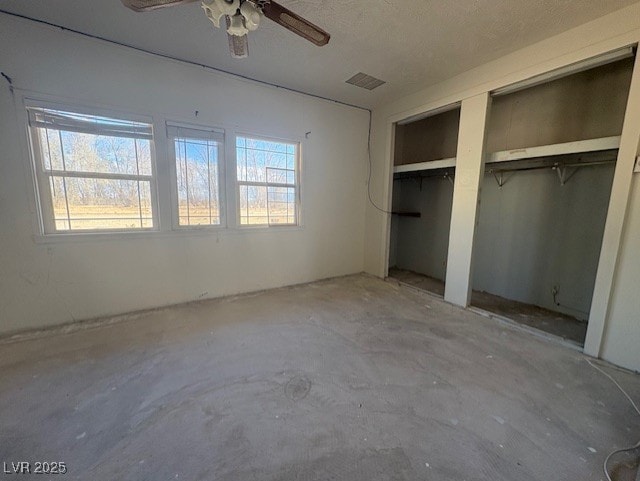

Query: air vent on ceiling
(346, 72), (386, 91)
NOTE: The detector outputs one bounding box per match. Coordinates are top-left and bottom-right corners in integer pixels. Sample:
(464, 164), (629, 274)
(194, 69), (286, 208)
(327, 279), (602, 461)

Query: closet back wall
(487, 58), (634, 151)
(394, 109), (460, 165)
(392, 177), (453, 281)
(473, 165), (615, 319)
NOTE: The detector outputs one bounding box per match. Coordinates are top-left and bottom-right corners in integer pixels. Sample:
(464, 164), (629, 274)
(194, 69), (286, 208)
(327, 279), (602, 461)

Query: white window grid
(23, 99), (304, 238)
(175, 137), (220, 225)
(27, 104), (158, 234)
(168, 123), (225, 228)
(236, 136), (300, 226)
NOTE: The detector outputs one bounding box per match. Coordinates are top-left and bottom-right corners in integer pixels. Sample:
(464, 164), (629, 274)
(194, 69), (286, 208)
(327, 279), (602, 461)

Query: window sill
(32, 225), (304, 244)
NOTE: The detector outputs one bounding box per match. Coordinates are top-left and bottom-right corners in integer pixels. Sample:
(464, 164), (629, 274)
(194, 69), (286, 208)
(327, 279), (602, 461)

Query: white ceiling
(1, 0), (637, 109)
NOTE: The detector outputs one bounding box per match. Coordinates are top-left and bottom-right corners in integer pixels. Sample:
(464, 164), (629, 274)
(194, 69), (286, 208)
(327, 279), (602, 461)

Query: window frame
(234, 132), (302, 228)
(166, 121), (227, 231)
(25, 99), (160, 235)
(21, 96), (305, 241)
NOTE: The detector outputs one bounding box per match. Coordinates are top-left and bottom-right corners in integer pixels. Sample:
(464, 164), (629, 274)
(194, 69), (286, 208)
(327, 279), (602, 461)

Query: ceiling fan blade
(121, 0), (199, 12)
(228, 33), (249, 58)
(262, 1), (330, 47)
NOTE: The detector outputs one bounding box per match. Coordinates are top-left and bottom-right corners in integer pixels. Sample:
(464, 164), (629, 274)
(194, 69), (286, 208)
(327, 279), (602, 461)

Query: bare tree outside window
(236, 136), (298, 226)
(168, 124), (223, 227)
(29, 107), (155, 232)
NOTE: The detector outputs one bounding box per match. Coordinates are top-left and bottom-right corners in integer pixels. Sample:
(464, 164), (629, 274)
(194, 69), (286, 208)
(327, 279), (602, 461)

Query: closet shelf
(394, 157), (456, 174)
(393, 136), (621, 174)
(488, 136), (620, 164)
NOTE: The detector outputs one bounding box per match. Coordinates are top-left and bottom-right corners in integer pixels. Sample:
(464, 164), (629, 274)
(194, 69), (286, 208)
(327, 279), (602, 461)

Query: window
(27, 106), (156, 232)
(25, 101), (303, 237)
(236, 136), (299, 226)
(168, 124), (224, 227)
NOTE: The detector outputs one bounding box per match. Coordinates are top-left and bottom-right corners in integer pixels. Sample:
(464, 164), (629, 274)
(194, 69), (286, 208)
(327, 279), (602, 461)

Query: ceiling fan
(121, 0), (330, 59)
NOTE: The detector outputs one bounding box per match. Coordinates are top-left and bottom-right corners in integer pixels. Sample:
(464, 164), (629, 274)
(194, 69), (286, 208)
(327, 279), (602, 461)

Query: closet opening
(469, 54), (635, 346)
(388, 106), (460, 297)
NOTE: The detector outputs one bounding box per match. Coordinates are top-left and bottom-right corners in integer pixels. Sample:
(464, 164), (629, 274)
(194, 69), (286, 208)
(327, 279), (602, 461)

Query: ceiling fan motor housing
(201, 0), (239, 28)
(202, 0), (260, 36)
(121, 0), (330, 59)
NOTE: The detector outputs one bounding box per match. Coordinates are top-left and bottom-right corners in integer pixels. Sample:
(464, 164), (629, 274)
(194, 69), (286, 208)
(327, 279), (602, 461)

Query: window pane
(236, 136), (298, 226)
(246, 148), (266, 183)
(39, 128), (64, 170)
(37, 127), (152, 176)
(267, 167), (283, 184)
(50, 176), (153, 231)
(31, 108), (156, 234)
(49, 176), (69, 230)
(246, 138), (287, 153)
(238, 184), (296, 226)
(267, 186), (296, 225)
(239, 185), (268, 225)
(174, 137), (221, 227)
(237, 137), (298, 183)
(139, 181), (153, 222)
(236, 147), (247, 182)
(136, 139), (152, 176)
(51, 131), (151, 175)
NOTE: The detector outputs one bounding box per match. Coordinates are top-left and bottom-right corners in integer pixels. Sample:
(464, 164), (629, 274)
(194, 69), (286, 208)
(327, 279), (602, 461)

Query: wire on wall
(366, 111), (393, 215)
(1, 71), (13, 89)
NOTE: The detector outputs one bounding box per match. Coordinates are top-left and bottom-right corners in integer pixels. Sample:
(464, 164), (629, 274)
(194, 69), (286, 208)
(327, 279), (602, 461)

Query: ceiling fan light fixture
(122, 0), (331, 59)
(227, 12), (249, 36)
(240, 1), (260, 31)
(228, 32), (249, 58)
(201, 0), (239, 28)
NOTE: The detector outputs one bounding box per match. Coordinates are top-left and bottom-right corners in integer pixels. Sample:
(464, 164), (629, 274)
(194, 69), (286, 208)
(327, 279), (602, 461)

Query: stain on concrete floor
(0, 274), (638, 480)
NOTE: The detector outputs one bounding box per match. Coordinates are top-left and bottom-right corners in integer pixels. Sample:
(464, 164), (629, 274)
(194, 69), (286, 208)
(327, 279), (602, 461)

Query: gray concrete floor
(388, 268), (588, 345)
(1, 274), (639, 480)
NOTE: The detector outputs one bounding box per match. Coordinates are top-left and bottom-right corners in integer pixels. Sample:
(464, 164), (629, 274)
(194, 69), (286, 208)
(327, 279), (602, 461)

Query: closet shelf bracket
(444, 172), (454, 185)
(553, 163), (578, 186)
(491, 170), (507, 188)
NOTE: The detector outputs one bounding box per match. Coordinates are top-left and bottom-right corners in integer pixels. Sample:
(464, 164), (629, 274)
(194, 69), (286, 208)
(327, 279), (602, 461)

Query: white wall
(0, 14), (369, 335)
(366, 2), (640, 371)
